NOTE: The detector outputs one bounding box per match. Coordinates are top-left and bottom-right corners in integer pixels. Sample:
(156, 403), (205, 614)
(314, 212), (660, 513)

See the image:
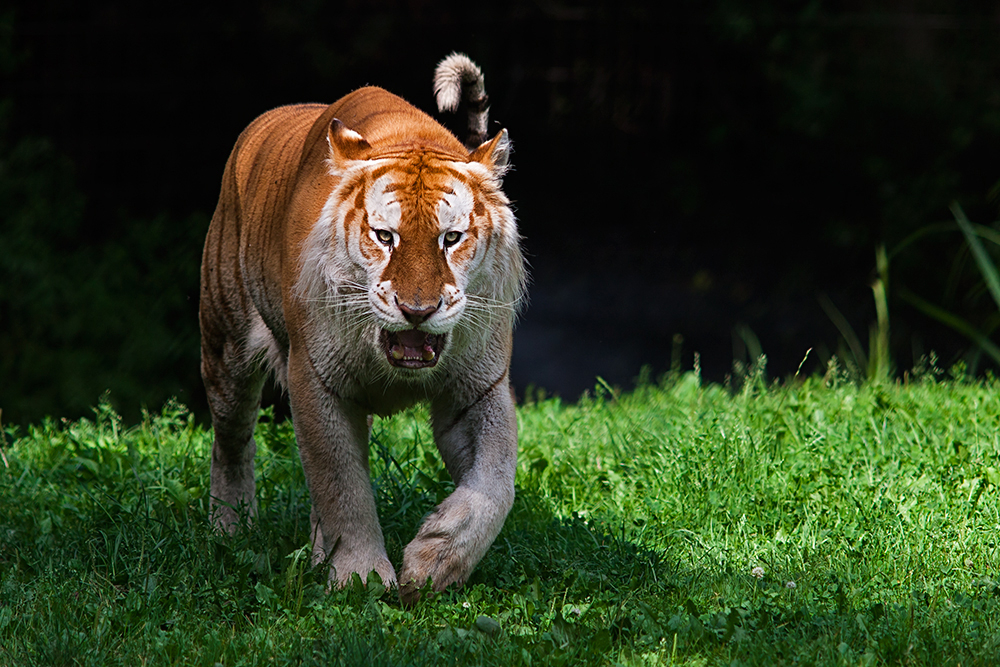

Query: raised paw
(397, 488), (511, 604)
(398, 533), (469, 605)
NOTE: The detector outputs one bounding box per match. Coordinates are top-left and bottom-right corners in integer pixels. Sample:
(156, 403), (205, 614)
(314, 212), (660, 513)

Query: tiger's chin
(379, 328), (446, 370)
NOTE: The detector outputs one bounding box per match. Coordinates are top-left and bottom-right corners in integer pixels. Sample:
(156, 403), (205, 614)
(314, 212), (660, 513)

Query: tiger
(199, 53), (526, 603)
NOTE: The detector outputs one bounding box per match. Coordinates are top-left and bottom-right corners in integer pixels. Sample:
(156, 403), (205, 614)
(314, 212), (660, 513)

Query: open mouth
(380, 328), (445, 369)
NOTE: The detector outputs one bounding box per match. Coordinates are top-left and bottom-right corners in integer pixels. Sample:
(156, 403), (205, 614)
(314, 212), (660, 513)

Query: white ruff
(296, 161), (380, 308)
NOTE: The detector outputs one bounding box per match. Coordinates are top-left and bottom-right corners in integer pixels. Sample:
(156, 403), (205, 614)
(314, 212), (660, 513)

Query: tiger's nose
(396, 297), (440, 325)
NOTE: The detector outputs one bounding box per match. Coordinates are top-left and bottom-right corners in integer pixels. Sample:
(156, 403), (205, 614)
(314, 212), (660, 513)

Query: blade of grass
(0, 408), (8, 469)
(889, 219), (1000, 262)
(899, 287), (1000, 367)
(969, 223), (1000, 247)
(951, 202), (1000, 312)
(818, 293), (868, 373)
(888, 221), (958, 261)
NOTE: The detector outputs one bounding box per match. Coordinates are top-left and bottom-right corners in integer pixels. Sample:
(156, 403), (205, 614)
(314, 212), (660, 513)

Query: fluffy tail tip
(433, 52), (485, 113)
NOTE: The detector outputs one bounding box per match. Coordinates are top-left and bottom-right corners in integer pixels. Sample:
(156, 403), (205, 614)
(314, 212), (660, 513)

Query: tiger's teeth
(391, 346), (404, 360)
(422, 348), (435, 361)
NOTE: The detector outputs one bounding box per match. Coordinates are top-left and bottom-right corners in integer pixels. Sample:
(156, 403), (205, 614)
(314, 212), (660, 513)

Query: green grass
(2, 370), (999, 666)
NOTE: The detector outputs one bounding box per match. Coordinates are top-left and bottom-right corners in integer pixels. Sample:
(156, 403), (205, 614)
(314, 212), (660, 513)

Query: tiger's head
(299, 119), (525, 373)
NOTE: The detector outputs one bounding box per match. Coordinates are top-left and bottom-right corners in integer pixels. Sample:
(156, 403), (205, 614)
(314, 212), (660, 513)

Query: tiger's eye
(375, 230), (394, 246)
(443, 231), (462, 247)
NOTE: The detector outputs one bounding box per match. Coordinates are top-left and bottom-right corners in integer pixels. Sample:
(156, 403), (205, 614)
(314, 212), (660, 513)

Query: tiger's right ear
(328, 119), (371, 165)
(469, 128), (511, 179)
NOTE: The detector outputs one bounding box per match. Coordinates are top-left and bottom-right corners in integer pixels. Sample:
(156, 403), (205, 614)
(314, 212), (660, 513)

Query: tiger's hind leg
(201, 301), (269, 532)
(203, 339), (266, 532)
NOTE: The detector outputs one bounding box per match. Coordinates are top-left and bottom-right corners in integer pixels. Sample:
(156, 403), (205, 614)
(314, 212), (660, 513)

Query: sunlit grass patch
(1, 375), (998, 665)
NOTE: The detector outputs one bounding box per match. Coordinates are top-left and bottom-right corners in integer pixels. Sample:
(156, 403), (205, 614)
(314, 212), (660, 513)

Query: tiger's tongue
(393, 329), (435, 361)
(397, 329), (428, 349)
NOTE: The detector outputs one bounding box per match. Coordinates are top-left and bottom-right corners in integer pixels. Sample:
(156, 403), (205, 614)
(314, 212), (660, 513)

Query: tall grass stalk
(818, 245), (892, 382)
(869, 244), (891, 382)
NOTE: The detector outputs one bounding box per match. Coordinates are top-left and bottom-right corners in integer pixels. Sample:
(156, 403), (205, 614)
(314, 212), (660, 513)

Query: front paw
(209, 496), (256, 534)
(398, 532), (471, 605)
(209, 455), (257, 533)
(398, 490), (510, 604)
(329, 554), (398, 591)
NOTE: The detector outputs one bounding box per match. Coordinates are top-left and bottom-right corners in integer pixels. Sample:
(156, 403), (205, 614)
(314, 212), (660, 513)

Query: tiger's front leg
(287, 347), (398, 589)
(399, 378), (518, 603)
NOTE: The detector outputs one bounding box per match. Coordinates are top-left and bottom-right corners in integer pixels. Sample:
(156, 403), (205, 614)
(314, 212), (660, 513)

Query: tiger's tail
(433, 52), (489, 150)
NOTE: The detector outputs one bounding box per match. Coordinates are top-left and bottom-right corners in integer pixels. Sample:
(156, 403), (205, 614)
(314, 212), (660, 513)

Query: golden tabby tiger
(200, 53), (526, 602)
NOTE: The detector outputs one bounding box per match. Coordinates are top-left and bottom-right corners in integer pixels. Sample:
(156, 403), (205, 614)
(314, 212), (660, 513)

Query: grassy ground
(1, 369), (999, 666)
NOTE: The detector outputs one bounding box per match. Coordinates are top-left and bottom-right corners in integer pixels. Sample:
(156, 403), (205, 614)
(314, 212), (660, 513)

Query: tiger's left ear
(469, 129), (511, 179)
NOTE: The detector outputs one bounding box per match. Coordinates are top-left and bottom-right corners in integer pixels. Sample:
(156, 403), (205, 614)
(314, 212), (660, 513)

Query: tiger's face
(303, 122), (521, 372)
(360, 160), (487, 369)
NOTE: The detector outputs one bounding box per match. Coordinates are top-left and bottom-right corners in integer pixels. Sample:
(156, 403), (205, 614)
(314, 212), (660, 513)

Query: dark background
(2, 1), (1000, 425)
